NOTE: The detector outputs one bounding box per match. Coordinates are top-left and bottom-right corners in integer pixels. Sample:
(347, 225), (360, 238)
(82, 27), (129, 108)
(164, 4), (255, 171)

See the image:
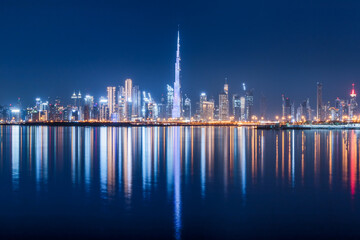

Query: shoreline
(0, 121), (253, 127)
(2, 122), (360, 130)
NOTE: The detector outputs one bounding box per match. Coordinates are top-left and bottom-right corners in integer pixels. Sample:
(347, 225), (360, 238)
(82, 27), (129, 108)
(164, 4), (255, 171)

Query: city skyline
(2, 1), (360, 113)
(1, 24), (360, 122)
(2, 2), (360, 239)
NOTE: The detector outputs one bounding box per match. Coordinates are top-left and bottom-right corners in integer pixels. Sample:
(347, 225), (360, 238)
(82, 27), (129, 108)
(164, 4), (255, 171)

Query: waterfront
(1, 126), (360, 238)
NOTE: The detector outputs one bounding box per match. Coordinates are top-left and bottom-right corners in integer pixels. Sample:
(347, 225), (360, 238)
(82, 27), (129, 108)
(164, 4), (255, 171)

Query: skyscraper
(349, 83), (358, 119)
(183, 96), (191, 120)
(125, 78), (132, 101)
(99, 97), (108, 121)
(282, 95), (291, 119)
(172, 29), (181, 118)
(317, 82), (322, 121)
(83, 95), (94, 120)
(107, 86), (116, 120)
(166, 84), (174, 119)
(245, 89), (254, 121)
(124, 79), (133, 120)
(199, 93), (214, 121)
(219, 79), (229, 121)
(132, 85), (141, 119)
(240, 96), (246, 121)
(335, 97), (343, 120)
(232, 94), (241, 121)
(71, 92), (78, 107)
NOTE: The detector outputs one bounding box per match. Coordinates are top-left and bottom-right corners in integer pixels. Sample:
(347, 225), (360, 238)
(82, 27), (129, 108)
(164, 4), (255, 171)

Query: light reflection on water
(2, 125), (360, 238)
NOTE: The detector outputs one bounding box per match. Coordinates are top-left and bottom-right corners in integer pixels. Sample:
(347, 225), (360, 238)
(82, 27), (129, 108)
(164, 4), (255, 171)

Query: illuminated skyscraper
(224, 78), (228, 95)
(125, 78), (132, 101)
(335, 97), (343, 120)
(84, 95), (94, 120)
(245, 89), (254, 121)
(183, 96), (191, 120)
(282, 94), (291, 119)
(240, 97), (246, 121)
(71, 92), (78, 107)
(107, 86), (116, 120)
(99, 97), (108, 121)
(349, 83), (358, 119)
(232, 94), (241, 121)
(172, 29), (181, 118)
(219, 79), (229, 120)
(200, 93), (214, 121)
(167, 84), (174, 119)
(132, 85), (141, 119)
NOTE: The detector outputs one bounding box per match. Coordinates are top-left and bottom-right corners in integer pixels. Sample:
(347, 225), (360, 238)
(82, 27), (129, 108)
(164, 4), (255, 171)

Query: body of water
(0, 126), (360, 239)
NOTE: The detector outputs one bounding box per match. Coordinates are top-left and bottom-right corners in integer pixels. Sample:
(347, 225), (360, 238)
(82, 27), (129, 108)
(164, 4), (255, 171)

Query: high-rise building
(183, 96), (191, 120)
(296, 100), (308, 122)
(219, 80), (229, 121)
(199, 93), (214, 121)
(84, 95), (94, 120)
(245, 89), (254, 121)
(118, 86), (125, 120)
(132, 85), (141, 119)
(335, 97), (343, 120)
(71, 92), (77, 107)
(349, 83), (358, 119)
(166, 84), (174, 119)
(282, 95), (291, 119)
(107, 86), (117, 120)
(317, 82), (323, 121)
(71, 91), (82, 108)
(35, 98), (42, 111)
(125, 78), (132, 101)
(99, 97), (108, 121)
(142, 91), (156, 119)
(122, 79), (133, 120)
(232, 94), (241, 121)
(157, 95), (167, 119)
(172, 29), (181, 118)
(201, 101), (214, 121)
(224, 78), (229, 95)
(200, 93), (207, 104)
(240, 97), (246, 121)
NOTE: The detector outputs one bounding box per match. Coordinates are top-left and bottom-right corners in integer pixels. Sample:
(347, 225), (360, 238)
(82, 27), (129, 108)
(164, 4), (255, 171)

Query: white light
(11, 109), (20, 113)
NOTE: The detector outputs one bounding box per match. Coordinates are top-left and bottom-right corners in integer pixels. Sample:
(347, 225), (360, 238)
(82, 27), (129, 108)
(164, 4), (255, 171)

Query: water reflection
(3, 126), (360, 237)
(11, 126), (20, 190)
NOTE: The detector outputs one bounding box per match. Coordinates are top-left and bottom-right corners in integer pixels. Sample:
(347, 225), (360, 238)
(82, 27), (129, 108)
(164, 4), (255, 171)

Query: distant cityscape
(0, 30), (358, 124)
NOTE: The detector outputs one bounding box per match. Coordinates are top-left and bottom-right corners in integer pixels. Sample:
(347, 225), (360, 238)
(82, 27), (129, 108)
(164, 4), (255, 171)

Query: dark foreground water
(1, 126), (360, 239)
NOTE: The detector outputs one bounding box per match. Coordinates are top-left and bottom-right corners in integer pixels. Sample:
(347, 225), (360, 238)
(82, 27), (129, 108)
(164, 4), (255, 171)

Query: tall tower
(125, 78), (132, 101)
(317, 82), (322, 121)
(107, 86), (116, 119)
(349, 83), (358, 119)
(219, 78), (229, 121)
(172, 28), (181, 118)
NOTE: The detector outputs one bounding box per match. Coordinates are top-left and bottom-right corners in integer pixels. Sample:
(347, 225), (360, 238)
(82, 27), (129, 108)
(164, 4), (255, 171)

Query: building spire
(172, 26), (181, 118)
(351, 83), (357, 98)
(224, 77), (228, 95)
(176, 25), (180, 59)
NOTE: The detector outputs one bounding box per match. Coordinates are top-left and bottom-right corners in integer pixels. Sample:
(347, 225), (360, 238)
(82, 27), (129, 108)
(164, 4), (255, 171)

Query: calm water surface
(1, 126), (360, 239)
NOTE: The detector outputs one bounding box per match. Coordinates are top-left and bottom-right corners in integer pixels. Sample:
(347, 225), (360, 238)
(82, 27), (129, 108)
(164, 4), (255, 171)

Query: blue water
(0, 126), (360, 239)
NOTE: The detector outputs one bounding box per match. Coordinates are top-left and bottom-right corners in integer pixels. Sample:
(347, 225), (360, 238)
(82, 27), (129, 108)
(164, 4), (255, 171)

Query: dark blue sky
(1, 0), (360, 114)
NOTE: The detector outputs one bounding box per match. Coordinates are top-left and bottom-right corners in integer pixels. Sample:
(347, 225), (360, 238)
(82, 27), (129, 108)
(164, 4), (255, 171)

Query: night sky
(1, 0), (360, 115)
